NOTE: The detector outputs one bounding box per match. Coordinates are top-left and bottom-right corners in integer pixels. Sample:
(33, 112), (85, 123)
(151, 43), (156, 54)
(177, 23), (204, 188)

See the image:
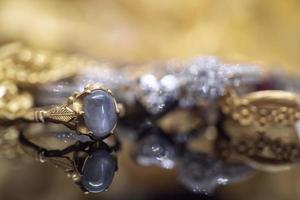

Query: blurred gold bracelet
(218, 89), (300, 171)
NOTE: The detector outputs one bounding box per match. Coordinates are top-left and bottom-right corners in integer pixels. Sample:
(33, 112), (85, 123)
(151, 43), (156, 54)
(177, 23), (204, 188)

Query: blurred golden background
(0, 0), (300, 200)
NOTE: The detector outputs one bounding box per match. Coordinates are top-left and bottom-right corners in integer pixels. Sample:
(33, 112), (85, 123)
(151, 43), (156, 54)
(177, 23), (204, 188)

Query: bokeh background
(0, 0), (300, 200)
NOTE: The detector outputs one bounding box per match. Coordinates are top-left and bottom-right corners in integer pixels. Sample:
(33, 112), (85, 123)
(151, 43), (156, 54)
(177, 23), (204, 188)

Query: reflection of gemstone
(221, 163), (253, 185)
(134, 134), (175, 169)
(81, 150), (117, 193)
(83, 90), (117, 138)
(178, 152), (223, 194)
(178, 152), (253, 194)
(295, 120), (300, 140)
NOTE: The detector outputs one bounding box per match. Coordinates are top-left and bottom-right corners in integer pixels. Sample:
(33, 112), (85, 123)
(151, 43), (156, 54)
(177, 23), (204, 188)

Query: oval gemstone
(83, 90), (117, 138)
(81, 150), (117, 193)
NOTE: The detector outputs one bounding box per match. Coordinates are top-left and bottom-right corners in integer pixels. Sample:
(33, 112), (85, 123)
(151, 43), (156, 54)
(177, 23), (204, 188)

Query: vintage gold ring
(16, 84), (124, 140)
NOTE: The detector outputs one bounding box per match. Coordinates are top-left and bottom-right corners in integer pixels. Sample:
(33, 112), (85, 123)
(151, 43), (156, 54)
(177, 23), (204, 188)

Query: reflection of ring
(17, 84), (124, 140)
(19, 132), (119, 193)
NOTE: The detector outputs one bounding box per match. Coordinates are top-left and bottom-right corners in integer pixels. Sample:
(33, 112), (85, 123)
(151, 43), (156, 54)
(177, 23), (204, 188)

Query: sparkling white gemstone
(137, 57), (261, 112)
(138, 74), (179, 114)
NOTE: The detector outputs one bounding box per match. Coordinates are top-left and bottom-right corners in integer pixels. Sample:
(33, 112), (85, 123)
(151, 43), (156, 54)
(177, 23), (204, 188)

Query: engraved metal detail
(46, 106), (76, 123)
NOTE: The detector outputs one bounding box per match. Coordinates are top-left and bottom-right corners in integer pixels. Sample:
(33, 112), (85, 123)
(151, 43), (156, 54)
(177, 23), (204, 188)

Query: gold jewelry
(220, 89), (300, 129)
(219, 89), (300, 171)
(0, 42), (84, 85)
(16, 84), (124, 140)
(0, 42), (90, 120)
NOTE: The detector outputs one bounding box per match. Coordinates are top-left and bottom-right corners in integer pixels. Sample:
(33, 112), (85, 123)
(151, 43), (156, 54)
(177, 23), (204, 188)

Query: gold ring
(17, 83), (124, 140)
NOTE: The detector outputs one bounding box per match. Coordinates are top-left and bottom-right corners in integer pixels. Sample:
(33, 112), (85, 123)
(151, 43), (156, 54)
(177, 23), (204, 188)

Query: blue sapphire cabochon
(83, 90), (117, 138)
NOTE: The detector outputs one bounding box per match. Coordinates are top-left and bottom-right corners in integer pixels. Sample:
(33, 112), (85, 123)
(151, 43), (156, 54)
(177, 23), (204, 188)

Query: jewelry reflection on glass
(178, 151), (253, 194)
(132, 126), (176, 169)
(16, 84), (124, 140)
(19, 132), (120, 193)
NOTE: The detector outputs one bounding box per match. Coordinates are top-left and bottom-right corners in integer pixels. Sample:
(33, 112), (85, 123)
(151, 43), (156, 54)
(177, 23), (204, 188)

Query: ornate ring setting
(18, 84), (124, 139)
